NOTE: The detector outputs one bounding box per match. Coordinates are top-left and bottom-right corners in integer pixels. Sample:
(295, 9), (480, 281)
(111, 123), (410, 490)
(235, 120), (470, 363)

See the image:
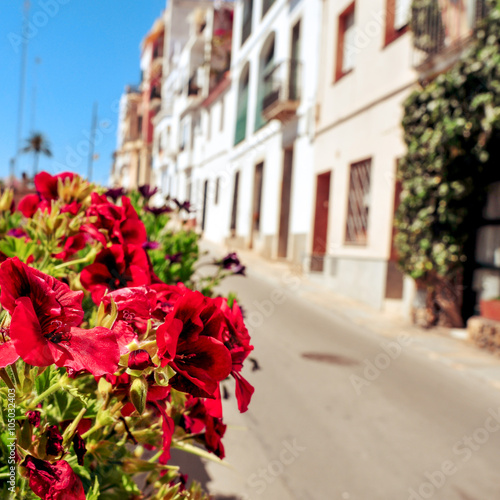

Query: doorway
(278, 147), (294, 258)
(311, 171), (331, 272)
(201, 180), (208, 232)
(230, 171), (240, 236)
(290, 20), (301, 100)
(251, 162), (264, 248)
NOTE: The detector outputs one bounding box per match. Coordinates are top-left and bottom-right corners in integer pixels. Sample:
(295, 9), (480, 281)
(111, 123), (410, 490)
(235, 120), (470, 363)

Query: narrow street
(181, 259), (500, 500)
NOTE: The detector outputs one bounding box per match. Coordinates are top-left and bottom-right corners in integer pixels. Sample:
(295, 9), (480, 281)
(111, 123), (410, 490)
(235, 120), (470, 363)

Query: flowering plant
(0, 172), (254, 499)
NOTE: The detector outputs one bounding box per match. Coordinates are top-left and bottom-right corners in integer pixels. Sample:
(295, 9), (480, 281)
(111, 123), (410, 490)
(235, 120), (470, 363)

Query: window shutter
(394, 0), (411, 30)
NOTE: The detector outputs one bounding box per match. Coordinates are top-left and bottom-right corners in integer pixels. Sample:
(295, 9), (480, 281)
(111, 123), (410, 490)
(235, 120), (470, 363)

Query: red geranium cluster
(0, 171), (253, 500)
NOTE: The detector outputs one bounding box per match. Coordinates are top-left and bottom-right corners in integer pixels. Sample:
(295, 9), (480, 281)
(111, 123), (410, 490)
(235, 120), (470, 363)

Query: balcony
(241, 13), (252, 45)
(412, 0), (488, 74)
(262, 0), (276, 17)
(262, 60), (301, 122)
(188, 73), (200, 96)
(150, 85), (161, 101)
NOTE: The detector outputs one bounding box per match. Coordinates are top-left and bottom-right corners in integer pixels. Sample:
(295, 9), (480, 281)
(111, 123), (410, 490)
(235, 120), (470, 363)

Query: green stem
(81, 423), (102, 440)
(0, 368), (15, 390)
(19, 475), (27, 497)
(38, 251), (52, 272)
(54, 250), (96, 270)
(147, 449), (163, 463)
(9, 363), (21, 388)
(28, 374), (68, 409)
(62, 407), (87, 446)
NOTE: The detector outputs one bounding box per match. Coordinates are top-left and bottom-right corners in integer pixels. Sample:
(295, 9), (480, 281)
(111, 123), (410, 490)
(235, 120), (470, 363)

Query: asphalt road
(178, 267), (500, 500)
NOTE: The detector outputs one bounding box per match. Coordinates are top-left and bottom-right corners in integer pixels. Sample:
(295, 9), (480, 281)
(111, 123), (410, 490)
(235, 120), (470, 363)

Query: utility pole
(30, 57), (41, 132)
(14, 0), (31, 179)
(87, 102), (98, 182)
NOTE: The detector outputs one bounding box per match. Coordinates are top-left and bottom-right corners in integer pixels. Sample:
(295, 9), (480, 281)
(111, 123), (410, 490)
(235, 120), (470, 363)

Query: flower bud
(97, 377), (113, 400)
(0, 189), (14, 212)
(19, 419), (32, 450)
(130, 377), (148, 415)
(128, 350), (155, 371)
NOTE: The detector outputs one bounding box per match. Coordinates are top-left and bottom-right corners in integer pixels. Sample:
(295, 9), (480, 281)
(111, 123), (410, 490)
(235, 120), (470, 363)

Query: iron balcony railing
(150, 85), (161, 101)
(262, 0), (276, 17)
(412, 0), (488, 67)
(241, 12), (252, 45)
(262, 60), (301, 113)
(234, 87), (249, 145)
(188, 72), (200, 96)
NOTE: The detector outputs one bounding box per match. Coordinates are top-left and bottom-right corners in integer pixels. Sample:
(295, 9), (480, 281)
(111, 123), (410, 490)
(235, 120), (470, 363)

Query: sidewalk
(201, 239), (500, 392)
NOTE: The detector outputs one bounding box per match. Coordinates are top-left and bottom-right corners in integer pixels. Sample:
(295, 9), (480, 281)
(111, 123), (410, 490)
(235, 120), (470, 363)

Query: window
(220, 96), (225, 132)
(255, 35), (275, 131)
(241, 0), (253, 46)
(345, 158), (372, 245)
(180, 119), (188, 151)
(230, 171), (240, 233)
(335, 2), (356, 82)
(215, 177), (220, 205)
(235, 65), (250, 145)
(384, 0), (411, 46)
(137, 115), (143, 138)
(186, 169), (192, 202)
(262, 0), (276, 18)
(207, 108), (211, 141)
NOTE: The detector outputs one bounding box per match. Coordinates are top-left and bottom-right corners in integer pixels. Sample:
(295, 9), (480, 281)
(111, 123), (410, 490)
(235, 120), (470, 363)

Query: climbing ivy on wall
(395, 0), (500, 325)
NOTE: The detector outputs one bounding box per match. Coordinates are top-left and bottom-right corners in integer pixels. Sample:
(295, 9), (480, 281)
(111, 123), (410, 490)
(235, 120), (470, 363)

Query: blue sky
(1, 0), (166, 187)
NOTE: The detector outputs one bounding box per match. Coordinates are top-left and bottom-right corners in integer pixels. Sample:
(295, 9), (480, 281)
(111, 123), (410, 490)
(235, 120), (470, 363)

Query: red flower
(217, 298), (254, 412)
(60, 201), (81, 216)
(54, 233), (88, 261)
(80, 244), (151, 304)
(154, 400), (175, 465)
(35, 171), (76, 201)
(72, 433), (87, 466)
(157, 291), (232, 398)
(103, 286), (156, 335)
(0, 258), (120, 376)
(150, 283), (185, 321)
(128, 349), (156, 370)
(0, 340), (19, 368)
(182, 395), (226, 458)
(85, 193), (146, 246)
(45, 425), (64, 456)
(120, 196), (147, 245)
(18, 194), (41, 218)
(22, 456), (85, 500)
(205, 414), (227, 459)
(27, 411), (41, 428)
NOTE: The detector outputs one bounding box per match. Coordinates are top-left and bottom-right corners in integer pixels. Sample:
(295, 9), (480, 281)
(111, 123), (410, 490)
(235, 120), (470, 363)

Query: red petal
(18, 194), (41, 218)
(170, 337), (232, 396)
(10, 297), (58, 366)
(120, 218), (147, 245)
(153, 401), (175, 465)
(157, 316), (183, 362)
(0, 342), (20, 368)
(232, 371), (255, 413)
(24, 456), (85, 500)
(56, 327), (119, 376)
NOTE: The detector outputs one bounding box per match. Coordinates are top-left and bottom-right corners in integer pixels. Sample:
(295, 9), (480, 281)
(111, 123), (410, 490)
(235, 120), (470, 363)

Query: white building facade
(310, 0), (418, 313)
(220, 0), (323, 264)
(152, 0), (322, 264)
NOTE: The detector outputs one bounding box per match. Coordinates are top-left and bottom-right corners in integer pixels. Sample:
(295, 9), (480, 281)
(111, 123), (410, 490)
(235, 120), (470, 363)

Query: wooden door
(311, 171), (331, 272)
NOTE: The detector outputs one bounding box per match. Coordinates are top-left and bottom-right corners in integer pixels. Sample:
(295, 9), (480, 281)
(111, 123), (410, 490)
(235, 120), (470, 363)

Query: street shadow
(169, 448), (211, 488)
(168, 449), (244, 500)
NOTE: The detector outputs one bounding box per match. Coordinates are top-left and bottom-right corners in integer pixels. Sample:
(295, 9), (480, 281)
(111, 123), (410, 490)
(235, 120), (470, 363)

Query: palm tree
(22, 132), (52, 177)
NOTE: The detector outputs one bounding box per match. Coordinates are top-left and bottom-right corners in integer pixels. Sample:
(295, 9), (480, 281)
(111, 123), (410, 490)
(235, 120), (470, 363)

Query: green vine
(395, 0), (500, 320)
